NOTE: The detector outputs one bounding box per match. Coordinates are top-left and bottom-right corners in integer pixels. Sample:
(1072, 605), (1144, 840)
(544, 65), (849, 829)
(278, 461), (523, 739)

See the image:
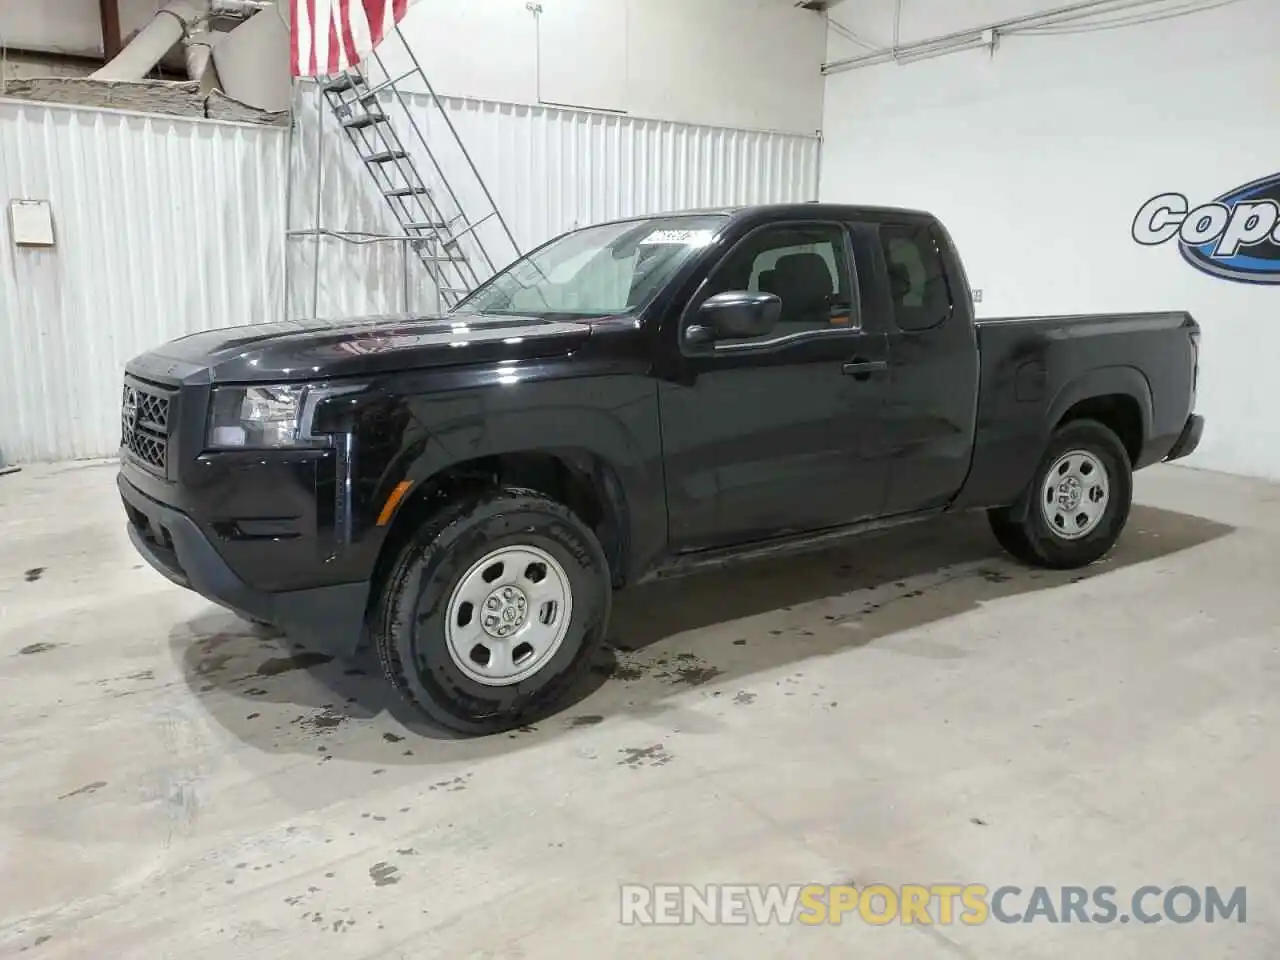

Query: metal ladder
(316, 27), (520, 310)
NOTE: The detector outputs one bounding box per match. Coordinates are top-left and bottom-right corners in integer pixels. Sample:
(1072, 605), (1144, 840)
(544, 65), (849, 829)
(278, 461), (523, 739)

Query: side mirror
(685, 291), (782, 346)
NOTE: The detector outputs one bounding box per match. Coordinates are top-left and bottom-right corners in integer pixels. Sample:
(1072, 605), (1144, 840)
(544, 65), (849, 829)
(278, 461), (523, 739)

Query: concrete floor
(1, 460), (1277, 958)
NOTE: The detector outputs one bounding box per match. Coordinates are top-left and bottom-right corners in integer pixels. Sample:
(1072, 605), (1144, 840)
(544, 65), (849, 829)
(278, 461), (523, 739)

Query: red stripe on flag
(327, 9), (343, 74)
(289, 0), (300, 76)
(305, 0), (319, 75)
(339, 0), (359, 72)
(365, 0), (389, 46)
(292, 0), (415, 75)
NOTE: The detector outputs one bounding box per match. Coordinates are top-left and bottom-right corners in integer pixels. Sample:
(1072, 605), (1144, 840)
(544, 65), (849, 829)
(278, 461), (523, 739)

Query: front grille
(121, 381), (173, 472)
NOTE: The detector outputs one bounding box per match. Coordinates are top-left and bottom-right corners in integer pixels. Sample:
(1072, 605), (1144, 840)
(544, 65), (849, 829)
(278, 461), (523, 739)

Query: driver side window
(702, 223), (855, 334)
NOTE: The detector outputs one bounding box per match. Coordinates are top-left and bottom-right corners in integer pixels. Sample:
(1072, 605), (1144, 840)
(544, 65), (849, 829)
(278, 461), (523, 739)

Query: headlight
(207, 384), (361, 449)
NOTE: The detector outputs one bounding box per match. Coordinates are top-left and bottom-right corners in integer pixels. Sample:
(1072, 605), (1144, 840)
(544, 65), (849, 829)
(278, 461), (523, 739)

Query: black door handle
(842, 359), (888, 381)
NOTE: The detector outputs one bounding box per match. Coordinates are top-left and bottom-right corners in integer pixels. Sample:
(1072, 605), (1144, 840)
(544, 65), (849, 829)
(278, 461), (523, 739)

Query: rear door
(658, 220), (893, 551)
(854, 217), (980, 515)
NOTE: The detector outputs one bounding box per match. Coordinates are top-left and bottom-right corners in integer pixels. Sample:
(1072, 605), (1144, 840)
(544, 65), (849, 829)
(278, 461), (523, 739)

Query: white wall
(384, 0), (828, 135)
(2, 1), (826, 121)
(0, 0), (827, 133)
(821, 0), (1280, 481)
(0, 100), (287, 465)
(289, 85), (820, 320)
(0, 93), (818, 464)
(290, 86), (821, 321)
(2, 0), (829, 131)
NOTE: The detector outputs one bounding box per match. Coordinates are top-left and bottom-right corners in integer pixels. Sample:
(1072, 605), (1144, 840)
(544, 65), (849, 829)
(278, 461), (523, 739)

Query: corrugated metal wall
(288, 87), (822, 318)
(0, 99), (288, 465)
(1, 93), (819, 464)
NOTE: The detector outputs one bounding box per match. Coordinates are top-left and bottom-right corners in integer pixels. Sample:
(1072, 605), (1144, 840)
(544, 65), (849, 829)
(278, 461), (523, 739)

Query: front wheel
(371, 487), (612, 735)
(988, 418), (1133, 569)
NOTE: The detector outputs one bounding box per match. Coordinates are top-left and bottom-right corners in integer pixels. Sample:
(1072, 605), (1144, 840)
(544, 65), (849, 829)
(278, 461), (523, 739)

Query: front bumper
(119, 473), (369, 657)
(1163, 414), (1205, 462)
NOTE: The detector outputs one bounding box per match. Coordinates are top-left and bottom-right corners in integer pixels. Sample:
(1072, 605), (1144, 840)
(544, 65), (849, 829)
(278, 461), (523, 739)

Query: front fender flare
(375, 401), (666, 584)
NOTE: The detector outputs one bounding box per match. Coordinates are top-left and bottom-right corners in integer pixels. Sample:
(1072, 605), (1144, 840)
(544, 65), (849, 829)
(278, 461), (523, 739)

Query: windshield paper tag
(639, 229), (715, 247)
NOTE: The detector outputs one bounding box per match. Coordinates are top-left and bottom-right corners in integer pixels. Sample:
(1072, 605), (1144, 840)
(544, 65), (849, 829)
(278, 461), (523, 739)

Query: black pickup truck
(119, 203), (1203, 734)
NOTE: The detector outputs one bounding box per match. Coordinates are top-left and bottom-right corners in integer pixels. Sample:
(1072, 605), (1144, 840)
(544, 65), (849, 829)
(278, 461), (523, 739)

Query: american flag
(290, 0), (414, 77)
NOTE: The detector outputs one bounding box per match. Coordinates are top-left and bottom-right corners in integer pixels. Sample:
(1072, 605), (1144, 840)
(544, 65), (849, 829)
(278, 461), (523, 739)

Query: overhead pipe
(211, 2), (291, 111)
(91, 0), (210, 81)
(822, 0), (1183, 73)
(184, 25), (224, 91)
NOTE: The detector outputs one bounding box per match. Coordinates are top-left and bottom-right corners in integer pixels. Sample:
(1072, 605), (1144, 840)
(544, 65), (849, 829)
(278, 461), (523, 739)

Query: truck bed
(954, 310), (1200, 512)
(975, 310), (1194, 336)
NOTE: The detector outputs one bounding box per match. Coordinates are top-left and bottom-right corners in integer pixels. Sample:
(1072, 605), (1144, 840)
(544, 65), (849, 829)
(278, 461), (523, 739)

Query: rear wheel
(371, 487), (611, 735)
(987, 418), (1133, 569)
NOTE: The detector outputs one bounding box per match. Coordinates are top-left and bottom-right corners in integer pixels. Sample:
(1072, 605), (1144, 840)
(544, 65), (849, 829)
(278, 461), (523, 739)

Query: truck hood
(126, 312), (595, 385)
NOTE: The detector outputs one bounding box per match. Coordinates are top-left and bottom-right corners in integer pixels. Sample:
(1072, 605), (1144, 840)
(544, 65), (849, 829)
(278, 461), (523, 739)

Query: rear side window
(879, 223), (953, 332)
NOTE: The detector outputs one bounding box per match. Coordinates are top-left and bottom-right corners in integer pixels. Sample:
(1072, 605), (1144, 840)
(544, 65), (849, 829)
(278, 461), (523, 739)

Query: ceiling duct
(90, 0), (209, 82)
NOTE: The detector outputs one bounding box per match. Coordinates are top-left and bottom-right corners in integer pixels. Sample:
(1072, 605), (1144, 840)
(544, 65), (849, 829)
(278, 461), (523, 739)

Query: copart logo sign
(1132, 172), (1280, 284)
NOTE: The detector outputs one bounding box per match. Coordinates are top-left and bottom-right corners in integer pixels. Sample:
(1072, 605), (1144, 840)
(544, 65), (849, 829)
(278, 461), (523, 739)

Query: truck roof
(605, 201), (937, 226)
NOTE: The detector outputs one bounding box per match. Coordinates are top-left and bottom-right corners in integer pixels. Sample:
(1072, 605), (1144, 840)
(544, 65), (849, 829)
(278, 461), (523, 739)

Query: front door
(658, 221), (892, 552)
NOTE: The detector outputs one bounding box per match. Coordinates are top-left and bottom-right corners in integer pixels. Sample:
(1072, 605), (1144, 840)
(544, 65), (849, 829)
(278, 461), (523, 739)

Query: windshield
(454, 214), (729, 317)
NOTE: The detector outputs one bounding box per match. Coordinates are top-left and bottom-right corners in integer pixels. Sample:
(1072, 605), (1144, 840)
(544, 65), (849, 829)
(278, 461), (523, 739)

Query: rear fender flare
(1008, 365), (1152, 522)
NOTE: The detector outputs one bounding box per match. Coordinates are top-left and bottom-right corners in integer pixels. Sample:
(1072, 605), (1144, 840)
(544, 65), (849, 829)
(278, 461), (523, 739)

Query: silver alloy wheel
(443, 544), (574, 686)
(1040, 449), (1110, 541)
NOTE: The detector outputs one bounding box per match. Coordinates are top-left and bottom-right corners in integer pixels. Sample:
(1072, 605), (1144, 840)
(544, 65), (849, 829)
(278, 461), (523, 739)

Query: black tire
(987, 511), (1041, 566)
(987, 418), (1133, 569)
(371, 486), (612, 735)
